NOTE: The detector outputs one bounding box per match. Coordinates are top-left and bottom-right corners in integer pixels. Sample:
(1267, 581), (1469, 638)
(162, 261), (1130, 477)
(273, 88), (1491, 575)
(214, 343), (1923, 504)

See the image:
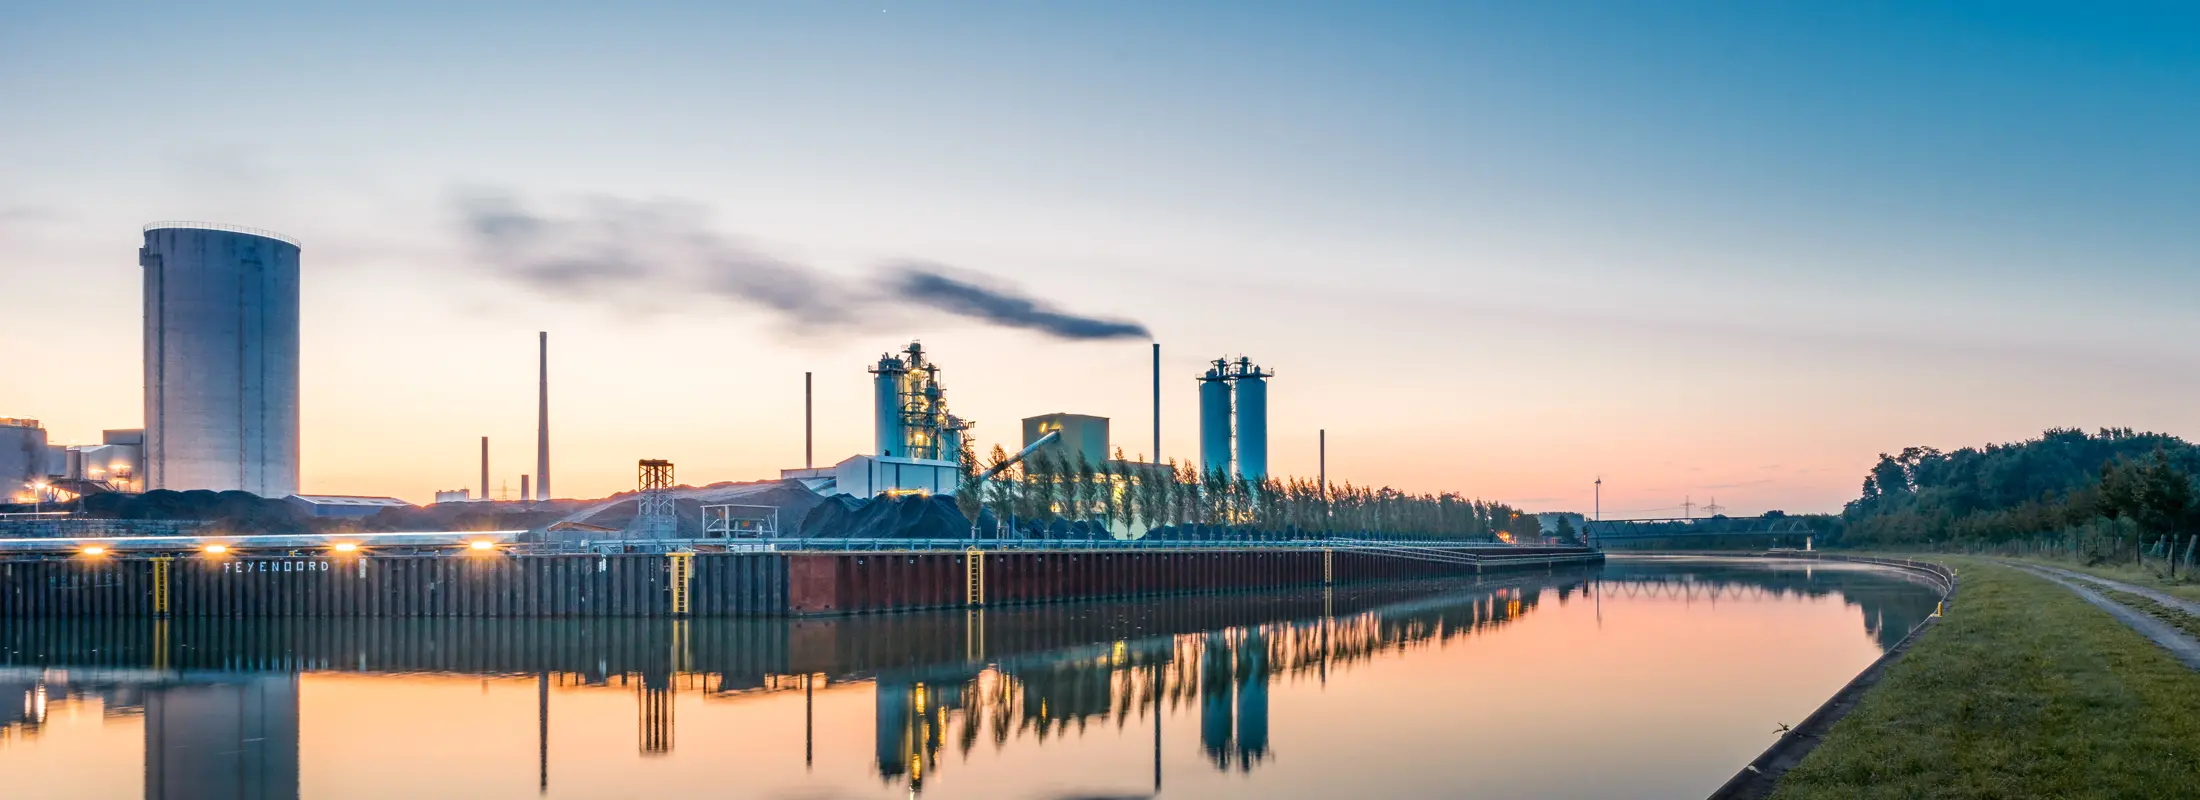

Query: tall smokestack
(804, 371), (813, 469)
(537, 331), (549, 501)
(1152, 343), (1161, 462)
(480, 436), (489, 501)
(520, 474), (530, 504)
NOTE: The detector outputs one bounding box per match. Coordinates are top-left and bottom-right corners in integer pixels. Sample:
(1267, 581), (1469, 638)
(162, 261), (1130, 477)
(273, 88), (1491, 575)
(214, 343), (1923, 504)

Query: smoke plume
(456, 193), (1148, 340)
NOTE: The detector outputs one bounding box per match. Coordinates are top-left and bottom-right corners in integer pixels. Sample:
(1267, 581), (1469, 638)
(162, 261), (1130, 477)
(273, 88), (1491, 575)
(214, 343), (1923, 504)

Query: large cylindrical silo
(1198, 365), (1233, 478)
(1235, 371), (1268, 481)
(142, 222), (301, 497)
(871, 355), (906, 457)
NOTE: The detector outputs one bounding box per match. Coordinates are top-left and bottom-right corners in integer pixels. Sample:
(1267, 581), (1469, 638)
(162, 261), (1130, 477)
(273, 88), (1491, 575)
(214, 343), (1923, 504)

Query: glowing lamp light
(332, 542), (359, 553)
(204, 544), (229, 555)
(81, 545), (106, 556)
(469, 540), (495, 551)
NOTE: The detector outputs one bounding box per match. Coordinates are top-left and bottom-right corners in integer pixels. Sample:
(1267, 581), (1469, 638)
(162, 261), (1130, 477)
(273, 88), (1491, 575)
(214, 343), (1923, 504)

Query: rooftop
(143, 220), (302, 249)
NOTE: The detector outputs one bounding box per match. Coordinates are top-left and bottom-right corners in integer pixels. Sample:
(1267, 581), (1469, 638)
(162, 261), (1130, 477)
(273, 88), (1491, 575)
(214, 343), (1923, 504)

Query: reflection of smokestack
(537, 331), (550, 501)
(481, 436), (489, 500)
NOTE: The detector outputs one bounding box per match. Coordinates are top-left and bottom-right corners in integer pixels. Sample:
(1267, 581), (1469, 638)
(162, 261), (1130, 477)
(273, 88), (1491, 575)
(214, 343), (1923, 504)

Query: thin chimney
(480, 436), (489, 501)
(804, 371), (814, 469)
(520, 474), (530, 503)
(1152, 342), (1161, 462)
(537, 331), (550, 501)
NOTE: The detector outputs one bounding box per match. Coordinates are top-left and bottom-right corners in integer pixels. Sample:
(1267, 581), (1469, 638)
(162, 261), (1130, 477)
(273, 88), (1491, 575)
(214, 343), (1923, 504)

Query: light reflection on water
(0, 557), (1940, 799)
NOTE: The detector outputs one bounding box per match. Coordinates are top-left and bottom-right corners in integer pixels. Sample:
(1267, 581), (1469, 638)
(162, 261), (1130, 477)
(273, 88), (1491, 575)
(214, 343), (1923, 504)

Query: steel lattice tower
(633, 459), (677, 539)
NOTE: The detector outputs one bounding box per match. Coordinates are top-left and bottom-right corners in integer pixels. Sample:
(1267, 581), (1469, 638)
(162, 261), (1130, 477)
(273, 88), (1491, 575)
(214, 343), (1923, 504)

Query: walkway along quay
(0, 534), (1601, 618)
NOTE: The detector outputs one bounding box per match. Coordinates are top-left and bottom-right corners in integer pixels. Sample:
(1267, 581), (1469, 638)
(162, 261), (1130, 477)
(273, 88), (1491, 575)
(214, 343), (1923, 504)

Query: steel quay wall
(0, 553), (787, 618)
(0, 548), (1599, 618)
(782, 547), (1602, 615)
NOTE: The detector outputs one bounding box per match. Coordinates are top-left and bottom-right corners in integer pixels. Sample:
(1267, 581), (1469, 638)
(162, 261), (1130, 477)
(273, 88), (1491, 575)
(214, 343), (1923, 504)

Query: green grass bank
(1768, 557), (2200, 799)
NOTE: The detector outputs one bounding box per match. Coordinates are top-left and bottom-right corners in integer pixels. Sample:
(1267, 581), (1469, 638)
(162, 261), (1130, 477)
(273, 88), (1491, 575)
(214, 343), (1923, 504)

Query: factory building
(785, 342), (975, 498)
(870, 341), (971, 461)
(142, 222), (302, 498)
(0, 418), (51, 503)
(64, 429), (146, 494)
(1196, 357), (1274, 480)
(1, 421), (145, 502)
(1022, 413), (1109, 466)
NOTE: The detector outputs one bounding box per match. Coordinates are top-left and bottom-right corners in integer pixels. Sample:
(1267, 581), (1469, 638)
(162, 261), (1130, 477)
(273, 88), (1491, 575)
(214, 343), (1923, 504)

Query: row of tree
(1842, 427), (2200, 546)
(951, 444), (1542, 541)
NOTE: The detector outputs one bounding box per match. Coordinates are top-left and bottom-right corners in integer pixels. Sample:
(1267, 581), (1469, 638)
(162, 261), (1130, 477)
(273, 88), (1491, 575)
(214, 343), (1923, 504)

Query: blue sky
(3, 2), (2197, 510)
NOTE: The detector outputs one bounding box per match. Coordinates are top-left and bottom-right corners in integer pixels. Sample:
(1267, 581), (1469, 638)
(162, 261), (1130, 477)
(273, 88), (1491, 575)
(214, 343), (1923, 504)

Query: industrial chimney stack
(537, 331), (549, 501)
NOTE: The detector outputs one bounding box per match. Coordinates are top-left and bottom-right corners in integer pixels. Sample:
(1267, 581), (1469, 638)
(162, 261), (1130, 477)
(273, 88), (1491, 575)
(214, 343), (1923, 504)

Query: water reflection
(0, 558), (1943, 799)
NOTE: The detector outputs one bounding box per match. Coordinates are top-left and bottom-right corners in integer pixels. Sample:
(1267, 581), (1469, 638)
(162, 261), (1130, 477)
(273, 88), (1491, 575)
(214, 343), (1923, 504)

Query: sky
(3, 2), (2197, 513)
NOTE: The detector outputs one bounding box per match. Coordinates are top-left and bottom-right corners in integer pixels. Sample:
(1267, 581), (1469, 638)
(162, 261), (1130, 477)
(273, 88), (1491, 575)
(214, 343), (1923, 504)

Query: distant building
(432, 489), (473, 504)
(0, 418), (50, 503)
(1021, 413), (1110, 466)
(284, 495), (411, 519)
(788, 454), (962, 499)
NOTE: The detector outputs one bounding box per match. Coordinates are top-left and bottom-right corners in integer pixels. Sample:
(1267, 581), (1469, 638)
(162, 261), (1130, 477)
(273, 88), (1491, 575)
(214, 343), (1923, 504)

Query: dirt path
(2022, 563), (2200, 617)
(2006, 562), (2200, 671)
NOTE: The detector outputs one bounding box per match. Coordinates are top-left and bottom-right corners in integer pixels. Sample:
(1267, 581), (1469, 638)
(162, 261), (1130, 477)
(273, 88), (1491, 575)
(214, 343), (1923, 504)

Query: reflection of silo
(146, 674), (300, 800)
(1198, 364), (1233, 477)
(872, 354), (907, 457)
(142, 223), (301, 497)
(1234, 368), (1268, 481)
(875, 681), (913, 780)
(1198, 632), (1234, 768)
(1235, 629), (1269, 764)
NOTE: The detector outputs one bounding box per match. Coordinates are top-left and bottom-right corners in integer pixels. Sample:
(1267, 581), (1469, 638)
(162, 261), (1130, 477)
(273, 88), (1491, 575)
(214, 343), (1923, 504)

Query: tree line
(1842, 427), (2200, 552)
(952, 444), (1542, 541)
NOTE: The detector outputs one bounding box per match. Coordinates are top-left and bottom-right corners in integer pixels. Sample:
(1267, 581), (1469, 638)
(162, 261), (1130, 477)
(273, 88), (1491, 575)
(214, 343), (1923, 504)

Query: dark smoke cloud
(454, 192), (1147, 340)
(889, 264), (1151, 339)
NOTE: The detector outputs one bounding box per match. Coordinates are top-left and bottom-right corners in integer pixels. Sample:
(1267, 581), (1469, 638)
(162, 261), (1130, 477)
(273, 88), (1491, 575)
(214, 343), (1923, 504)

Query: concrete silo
(1233, 357), (1271, 481)
(141, 223), (302, 497)
(871, 350), (908, 457)
(1198, 361), (1233, 477)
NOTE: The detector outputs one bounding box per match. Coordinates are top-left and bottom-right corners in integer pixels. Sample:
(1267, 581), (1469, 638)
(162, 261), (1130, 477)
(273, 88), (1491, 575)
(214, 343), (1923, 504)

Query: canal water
(1, 556), (1940, 799)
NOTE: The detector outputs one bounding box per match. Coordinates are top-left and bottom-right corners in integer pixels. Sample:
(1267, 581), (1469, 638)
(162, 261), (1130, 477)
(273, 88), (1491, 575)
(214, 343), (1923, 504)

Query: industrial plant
(0, 218), (1585, 630)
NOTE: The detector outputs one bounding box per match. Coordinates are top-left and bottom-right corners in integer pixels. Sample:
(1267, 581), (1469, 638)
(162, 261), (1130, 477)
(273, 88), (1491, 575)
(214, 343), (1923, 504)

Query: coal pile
(797, 494), (980, 539)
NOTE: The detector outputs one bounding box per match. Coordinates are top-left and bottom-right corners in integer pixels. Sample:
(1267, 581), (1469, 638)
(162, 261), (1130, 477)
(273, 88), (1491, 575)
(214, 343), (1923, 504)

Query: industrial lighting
(81, 545), (106, 556)
(332, 542), (359, 553)
(204, 544), (229, 555)
(468, 540), (495, 551)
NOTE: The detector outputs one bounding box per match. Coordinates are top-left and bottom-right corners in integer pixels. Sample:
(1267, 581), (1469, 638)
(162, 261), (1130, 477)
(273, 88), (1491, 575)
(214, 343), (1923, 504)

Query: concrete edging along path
(2004, 562), (2200, 671)
(1704, 554), (1957, 800)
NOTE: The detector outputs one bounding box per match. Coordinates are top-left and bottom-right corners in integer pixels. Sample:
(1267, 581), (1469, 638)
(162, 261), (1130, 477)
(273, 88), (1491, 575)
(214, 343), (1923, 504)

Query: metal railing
(513, 536), (1598, 557)
(142, 220), (302, 248)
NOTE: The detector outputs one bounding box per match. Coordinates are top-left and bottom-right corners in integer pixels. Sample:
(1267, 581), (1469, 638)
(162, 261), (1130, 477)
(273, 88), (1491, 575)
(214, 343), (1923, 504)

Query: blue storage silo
(871, 354), (906, 457)
(1198, 362), (1233, 478)
(141, 222), (301, 497)
(1234, 367), (1268, 481)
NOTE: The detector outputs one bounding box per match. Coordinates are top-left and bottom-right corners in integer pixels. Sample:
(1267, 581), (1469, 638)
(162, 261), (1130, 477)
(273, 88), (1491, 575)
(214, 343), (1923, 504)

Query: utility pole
(1594, 476), (1601, 521)
(1682, 495), (1696, 519)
